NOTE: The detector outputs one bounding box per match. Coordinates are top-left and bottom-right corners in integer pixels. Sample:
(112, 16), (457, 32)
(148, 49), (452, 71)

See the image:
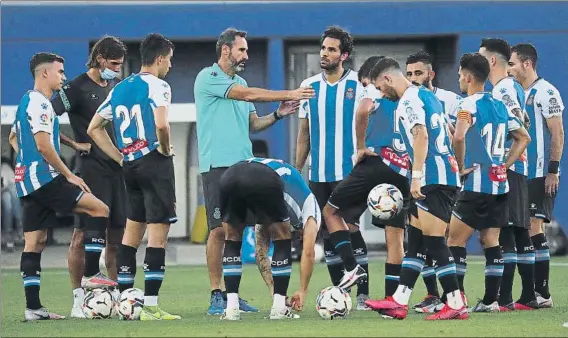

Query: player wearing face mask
(51, 35), (128, 318)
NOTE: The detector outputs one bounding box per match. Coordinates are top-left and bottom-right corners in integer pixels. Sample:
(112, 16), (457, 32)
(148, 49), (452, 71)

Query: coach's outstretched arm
(249, 100), (300, 133)
(228, 84), (314, 102)
(505, 126), (531, 169)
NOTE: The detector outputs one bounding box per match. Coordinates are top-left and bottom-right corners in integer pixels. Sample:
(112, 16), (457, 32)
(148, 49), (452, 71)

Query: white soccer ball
(316, 286), (352, 320)
(82, 288), (114, 319)
(367, 184), (404, 220)
(118, 288), (144, 320)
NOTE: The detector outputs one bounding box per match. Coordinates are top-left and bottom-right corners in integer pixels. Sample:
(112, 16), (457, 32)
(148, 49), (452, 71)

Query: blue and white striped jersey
(492, 77), (527, 176)
(246, 157), (321, 231)
(360, 85), (409, 177)
(396, 85), (460, 187)
(97, 72), (171, 162)
(433, 87), (463, 126)
(524, 78), (564, 178)
(299, 70), (363, 182)
(12, 90), (61, 197)
(457, 92), (523, 194)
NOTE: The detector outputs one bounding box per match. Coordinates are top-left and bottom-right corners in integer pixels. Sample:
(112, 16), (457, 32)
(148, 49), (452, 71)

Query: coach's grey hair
(216, 28), (247, 58)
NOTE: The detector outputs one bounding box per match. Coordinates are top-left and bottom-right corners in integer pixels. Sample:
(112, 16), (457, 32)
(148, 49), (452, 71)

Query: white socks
(392, 285), (412, 306)
(446, 290), (465, 310)
(273, 294), (286, 309)
(72, 288), (85, 306)
(227, 293), (239, 310)
(144, 296), (158, 307)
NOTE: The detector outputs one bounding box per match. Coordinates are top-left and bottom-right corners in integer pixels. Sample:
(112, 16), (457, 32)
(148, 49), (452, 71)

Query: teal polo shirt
(194, 63), (256, 173)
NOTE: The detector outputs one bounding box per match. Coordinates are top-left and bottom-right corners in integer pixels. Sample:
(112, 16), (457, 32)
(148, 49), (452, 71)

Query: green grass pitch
(2, 258), (568, 337)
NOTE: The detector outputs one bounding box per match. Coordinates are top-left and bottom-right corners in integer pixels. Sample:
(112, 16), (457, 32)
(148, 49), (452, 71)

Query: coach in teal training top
(195, 62), (256, 172)
(194, 27), (314, 316)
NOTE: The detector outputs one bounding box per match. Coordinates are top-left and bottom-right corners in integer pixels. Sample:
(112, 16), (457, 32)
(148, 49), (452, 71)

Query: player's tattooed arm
(410, 124), (428, 171)
(295, 118), (310, 171)
(255, 224), (274, 294)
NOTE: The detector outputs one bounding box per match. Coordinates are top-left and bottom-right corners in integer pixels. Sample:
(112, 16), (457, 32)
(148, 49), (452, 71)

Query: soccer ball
(117, 288), (144, 320)
(82, 288), (114, 319)
(316, 286), (352, 320)
(367, 184), (404, 220)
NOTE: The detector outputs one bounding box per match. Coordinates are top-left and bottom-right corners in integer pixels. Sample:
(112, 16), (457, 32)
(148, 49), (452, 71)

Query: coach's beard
(320, 59), (340, 72)
(230, 57), (246, 73)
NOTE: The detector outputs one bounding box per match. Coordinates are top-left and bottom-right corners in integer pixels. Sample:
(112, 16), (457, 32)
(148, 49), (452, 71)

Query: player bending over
(218, 157), (312, 320)
(253, 159), (321, 312)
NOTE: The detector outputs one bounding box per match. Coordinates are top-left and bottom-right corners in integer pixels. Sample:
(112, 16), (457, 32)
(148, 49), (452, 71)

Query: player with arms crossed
(364, 57), (465, 320)
(51, 36), (128, 317)
(355, 56), (410, 301)
(479, 38), (536, 311)
(447, 53), (530, 313)
(508, 43), (564, 308)
(405, 51), (464, 312)
(218, 158), (311, 320)
(10, 53), (110, 321)
(87, 33), (180, 320)
(295, 26), (371, 309)
(252, 158), (321, 313)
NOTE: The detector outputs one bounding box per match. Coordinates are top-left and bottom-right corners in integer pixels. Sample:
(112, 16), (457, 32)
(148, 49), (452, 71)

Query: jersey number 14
(481, 123), (506, 157)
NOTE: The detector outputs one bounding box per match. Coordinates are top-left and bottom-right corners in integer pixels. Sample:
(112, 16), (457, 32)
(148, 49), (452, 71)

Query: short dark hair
(511, 43), (538, 69)
(406, 51), (433, 66)
(459, 52), (490, 83)
(216, 28), (247, 58)
(369, 57), (401, 81)
(358, 55), (385, 81)
(321, 25), (354, 56)
(480, 38), (511, 62)
(140, 33), (174, 66)
(29, 52), (65, 78)
(86, 35), (127, 68)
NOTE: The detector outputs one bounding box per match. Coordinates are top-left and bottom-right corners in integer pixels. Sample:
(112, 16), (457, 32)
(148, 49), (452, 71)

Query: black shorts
(506, 170), (530, 229)
(309, 181), (361, 228)
(219, 161), (289, 225)
(76, 159), (126, 230)
(528, 177), (556, 223)
(452, 191), (508, 231)
(328, 156), (410, 229)
(21, 175), (84, 233)
(123, 150), (177, 224)
(410, 185), (459, 223)
(202, 167), (256, 231)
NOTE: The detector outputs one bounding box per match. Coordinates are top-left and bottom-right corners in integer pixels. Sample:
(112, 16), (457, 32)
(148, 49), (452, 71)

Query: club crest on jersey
(345, 88), (355, 100)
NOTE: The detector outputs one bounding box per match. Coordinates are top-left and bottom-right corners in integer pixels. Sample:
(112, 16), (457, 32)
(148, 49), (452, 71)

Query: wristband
(412, 170), (424, 179)
(273, 111), (282, 121)
(548, 161), (560, 174)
